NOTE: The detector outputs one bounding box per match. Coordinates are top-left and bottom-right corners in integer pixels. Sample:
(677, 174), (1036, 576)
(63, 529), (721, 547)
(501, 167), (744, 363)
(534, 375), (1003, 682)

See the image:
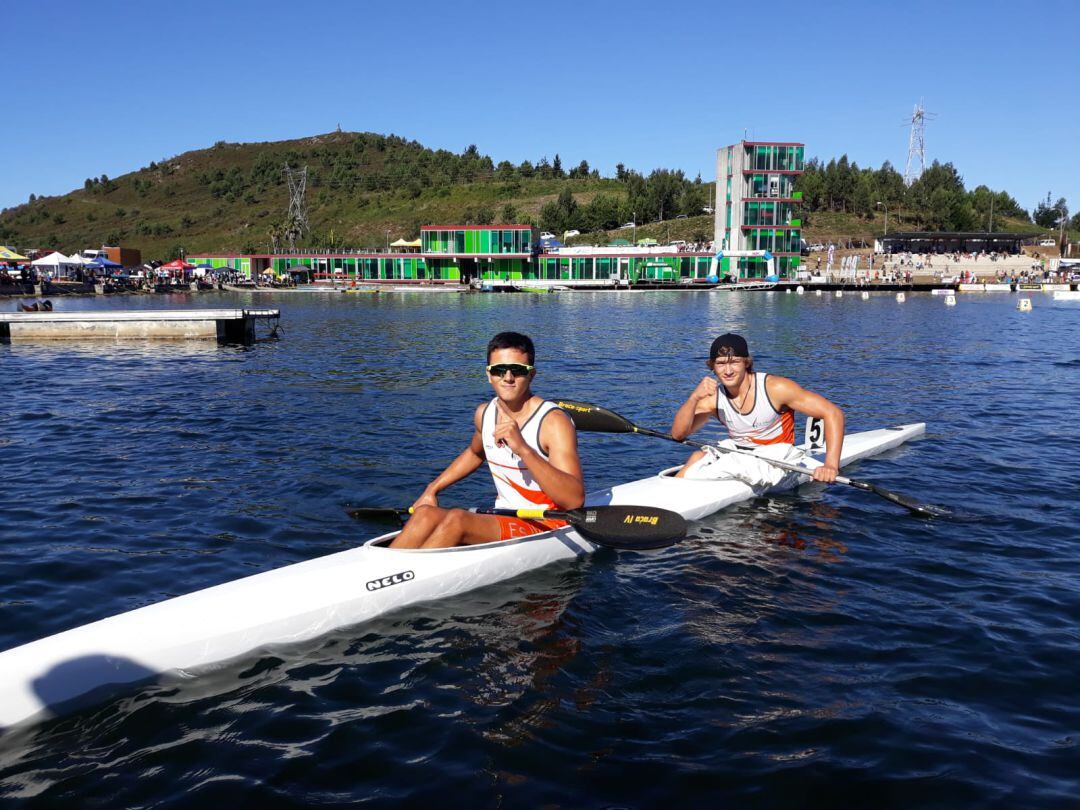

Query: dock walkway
(0, 309), (280, 343)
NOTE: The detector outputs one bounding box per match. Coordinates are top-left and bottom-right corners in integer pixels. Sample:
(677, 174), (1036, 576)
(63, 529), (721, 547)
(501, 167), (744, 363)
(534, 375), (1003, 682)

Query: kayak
(0, 422), (924, 730)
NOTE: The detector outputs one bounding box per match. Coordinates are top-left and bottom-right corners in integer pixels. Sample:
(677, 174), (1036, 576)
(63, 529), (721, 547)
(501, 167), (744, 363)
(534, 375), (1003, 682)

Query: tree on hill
(797, 156), (1029, 231)
(1033, 193), (1067, 229)
(540, 188), (578, 234)
(569, 160), (590, 179)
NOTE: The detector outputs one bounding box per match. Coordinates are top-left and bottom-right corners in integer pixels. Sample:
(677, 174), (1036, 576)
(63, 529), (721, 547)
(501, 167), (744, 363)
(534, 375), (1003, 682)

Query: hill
(0, 132), (1055, 261)
(0, 133), (650, 259)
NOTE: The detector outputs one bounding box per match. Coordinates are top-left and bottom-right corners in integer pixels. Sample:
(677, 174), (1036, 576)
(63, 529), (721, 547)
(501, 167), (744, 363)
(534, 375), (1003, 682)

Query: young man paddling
(672, 333), (844, 482)
(390, 332), (584, 549)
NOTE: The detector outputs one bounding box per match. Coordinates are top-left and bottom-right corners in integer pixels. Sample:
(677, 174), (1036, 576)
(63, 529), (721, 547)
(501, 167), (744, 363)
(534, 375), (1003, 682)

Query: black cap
(709, 333), (749, 360)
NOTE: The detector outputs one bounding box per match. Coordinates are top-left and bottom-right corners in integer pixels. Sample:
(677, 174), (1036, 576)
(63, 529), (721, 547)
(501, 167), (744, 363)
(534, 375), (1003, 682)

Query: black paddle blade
(561, 505), (687, 550)
(556, 400), (636, 433)
(344, 506), (412, 523)
(849, 482), (952, 519)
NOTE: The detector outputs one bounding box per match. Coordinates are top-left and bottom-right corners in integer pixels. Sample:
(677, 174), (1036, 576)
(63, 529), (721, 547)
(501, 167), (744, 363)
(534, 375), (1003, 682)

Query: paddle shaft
(348, 503), (686, 550)
(556, 400), (948, 518)
(630, 424), (855, 483)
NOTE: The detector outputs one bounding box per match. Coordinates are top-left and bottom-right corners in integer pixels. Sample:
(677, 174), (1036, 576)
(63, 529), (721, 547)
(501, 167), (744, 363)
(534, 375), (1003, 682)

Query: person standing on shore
(671, 333), (845, 482)
(390, 332), (584, 549)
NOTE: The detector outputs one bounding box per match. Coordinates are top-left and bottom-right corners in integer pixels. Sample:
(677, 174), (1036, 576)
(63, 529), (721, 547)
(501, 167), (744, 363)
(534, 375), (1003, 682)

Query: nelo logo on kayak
(366, 571), (415, 591)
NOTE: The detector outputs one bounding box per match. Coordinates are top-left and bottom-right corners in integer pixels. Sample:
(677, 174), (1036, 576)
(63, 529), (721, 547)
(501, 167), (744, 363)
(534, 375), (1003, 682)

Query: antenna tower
(283, 164), (309, 251)
(903, 101), (934, 186)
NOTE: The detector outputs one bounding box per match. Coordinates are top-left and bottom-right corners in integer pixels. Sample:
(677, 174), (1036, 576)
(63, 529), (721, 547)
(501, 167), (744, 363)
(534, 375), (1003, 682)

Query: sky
(4, 0), (1079, 217)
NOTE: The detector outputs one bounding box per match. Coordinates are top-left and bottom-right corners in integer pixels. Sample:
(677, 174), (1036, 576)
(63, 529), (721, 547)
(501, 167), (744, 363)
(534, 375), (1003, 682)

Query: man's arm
(522, 408), (585, 510)
(411, 404), (488, 509)
(671, 376), (718, 440)
(767, 376), (845, 482)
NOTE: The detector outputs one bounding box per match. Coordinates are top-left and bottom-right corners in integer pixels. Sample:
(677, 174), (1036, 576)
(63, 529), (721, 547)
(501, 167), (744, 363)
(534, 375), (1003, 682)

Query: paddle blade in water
(845, 481), (952, 519)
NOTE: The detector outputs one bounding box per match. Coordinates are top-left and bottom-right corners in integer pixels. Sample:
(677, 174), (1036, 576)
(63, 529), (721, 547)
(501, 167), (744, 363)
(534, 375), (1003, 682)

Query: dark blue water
(1, 290), (1077, 807)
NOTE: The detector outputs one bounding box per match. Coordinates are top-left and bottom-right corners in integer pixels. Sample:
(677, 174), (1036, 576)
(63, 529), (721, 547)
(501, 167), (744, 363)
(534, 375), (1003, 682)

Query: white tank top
(715, 372), (795, 447)
(481, 398), (560, 509)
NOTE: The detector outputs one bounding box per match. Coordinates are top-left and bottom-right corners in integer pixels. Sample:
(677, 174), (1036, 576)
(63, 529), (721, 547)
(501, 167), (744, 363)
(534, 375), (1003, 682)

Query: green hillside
(0, 131), (1053, 262)
(0, 132), (647, 259)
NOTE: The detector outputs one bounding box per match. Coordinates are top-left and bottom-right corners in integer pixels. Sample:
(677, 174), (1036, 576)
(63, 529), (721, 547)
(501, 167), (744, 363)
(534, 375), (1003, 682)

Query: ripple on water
(0, 292), (1077, 806)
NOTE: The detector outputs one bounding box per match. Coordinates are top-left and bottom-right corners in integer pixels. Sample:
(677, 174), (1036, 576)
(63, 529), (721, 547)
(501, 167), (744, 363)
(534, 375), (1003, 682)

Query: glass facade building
(715, 141), (805, 278)
(421, 226), (533, 255)
(189, 222), (720, 286)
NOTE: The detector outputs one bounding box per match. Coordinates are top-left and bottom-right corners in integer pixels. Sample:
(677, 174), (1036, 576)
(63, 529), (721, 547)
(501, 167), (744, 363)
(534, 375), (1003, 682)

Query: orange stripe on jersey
(492, 472), (556, 506)
(748, 410), (795, 445)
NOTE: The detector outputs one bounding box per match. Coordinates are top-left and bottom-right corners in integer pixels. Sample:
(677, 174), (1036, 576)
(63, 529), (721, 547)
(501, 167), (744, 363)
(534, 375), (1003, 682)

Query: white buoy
(1018, 298), (1032, 311)
(861, 291), (869, 300)
(896, 292), (906, 303)
(785, 288), (791, 294)
(815, 289), (822, 296)
(945, 294), (957, 306)
(835, 290), (843, 298)
(796, 286), (804, 295)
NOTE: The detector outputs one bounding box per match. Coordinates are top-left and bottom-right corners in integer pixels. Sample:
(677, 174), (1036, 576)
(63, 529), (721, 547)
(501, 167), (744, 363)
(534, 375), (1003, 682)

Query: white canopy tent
(30, 251), (78, 278)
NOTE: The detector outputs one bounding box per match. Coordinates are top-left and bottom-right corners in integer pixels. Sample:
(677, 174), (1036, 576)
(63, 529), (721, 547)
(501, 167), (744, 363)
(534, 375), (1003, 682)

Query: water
(0, 290), (1077, 806)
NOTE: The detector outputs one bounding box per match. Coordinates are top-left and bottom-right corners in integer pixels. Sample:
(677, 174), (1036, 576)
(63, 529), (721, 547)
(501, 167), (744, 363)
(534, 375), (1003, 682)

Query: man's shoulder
(762, 372), (800, 401)
(473, 400), (492, 425)
(537, 401), (575, 432)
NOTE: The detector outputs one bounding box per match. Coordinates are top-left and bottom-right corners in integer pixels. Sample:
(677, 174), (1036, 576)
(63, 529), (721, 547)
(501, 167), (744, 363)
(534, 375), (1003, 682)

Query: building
(877, 232), (1036, 255)
(104, 246), (142, 269)
(189, 224), (719, 288)
(186, 139), (809, 286)
(715, 141), (805, 278)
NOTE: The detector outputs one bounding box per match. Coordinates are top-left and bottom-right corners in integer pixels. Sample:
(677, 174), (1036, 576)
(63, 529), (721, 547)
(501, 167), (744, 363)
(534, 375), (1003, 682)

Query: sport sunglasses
(486, 363), (534, 378)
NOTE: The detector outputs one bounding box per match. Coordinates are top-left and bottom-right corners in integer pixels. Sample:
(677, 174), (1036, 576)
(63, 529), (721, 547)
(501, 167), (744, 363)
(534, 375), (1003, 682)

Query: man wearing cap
(671, 333), (844, 482)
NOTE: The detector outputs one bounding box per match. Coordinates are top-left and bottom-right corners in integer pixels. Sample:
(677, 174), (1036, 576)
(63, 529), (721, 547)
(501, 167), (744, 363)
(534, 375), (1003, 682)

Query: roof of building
(420, 224), (533, 231)
(882, 231), (1038, 239)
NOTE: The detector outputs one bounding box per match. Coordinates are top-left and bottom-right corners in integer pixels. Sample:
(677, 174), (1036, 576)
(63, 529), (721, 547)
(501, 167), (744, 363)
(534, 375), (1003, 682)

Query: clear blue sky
(4, 0), (1078, 217)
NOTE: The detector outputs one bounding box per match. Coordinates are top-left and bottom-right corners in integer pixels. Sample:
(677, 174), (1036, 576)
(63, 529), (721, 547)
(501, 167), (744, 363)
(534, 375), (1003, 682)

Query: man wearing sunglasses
(390, 332), (584, 549)
(671, 333), (845, 483)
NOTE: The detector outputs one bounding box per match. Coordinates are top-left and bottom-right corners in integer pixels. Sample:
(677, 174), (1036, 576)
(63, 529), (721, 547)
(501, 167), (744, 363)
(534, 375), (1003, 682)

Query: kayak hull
(0, 422), (925, 729)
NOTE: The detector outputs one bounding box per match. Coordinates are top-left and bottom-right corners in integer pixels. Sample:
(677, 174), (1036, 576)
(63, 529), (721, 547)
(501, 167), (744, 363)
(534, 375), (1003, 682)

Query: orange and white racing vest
(716, 372), (795, 447)
(481, 398), (561, 510)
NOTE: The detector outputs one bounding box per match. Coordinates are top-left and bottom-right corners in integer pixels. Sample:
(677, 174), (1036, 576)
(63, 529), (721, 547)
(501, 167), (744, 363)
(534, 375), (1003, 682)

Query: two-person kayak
(0, 421), (924, 730)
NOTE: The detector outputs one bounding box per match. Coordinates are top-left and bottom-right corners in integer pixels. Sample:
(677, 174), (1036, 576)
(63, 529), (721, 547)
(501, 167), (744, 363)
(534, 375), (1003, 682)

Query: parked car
(702, 206), (714, 214)
(808, 243), (826, 252)
(1038, 239), (1057, 247)
(540, 232), (556, 240)
(618, 222), (635, 230)
(675, 214), (688, 220)
(563, 229), (581, 239)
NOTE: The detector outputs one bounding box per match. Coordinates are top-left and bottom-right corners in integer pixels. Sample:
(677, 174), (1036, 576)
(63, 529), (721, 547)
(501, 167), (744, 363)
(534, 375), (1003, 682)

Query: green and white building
(189, 139), (806, 286)
(715, 140), (805, 278)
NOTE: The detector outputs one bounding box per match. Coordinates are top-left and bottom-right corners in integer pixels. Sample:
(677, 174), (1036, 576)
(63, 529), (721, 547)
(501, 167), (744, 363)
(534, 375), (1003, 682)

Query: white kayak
(0, 422), (924, 729)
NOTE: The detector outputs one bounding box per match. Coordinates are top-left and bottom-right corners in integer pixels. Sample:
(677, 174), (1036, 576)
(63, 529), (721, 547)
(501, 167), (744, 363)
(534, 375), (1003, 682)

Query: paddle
(556, 400), (950, 519)
(345, 506), (413, 523)
(346, 504), (686, 550)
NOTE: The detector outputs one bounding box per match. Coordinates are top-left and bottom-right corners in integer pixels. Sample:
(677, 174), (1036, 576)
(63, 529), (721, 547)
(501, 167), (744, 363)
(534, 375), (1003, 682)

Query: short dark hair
(487, 331), (535, 364)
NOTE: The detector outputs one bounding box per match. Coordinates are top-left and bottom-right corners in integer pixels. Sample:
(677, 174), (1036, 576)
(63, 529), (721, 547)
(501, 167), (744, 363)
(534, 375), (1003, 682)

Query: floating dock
(0, 309), (280, 343)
